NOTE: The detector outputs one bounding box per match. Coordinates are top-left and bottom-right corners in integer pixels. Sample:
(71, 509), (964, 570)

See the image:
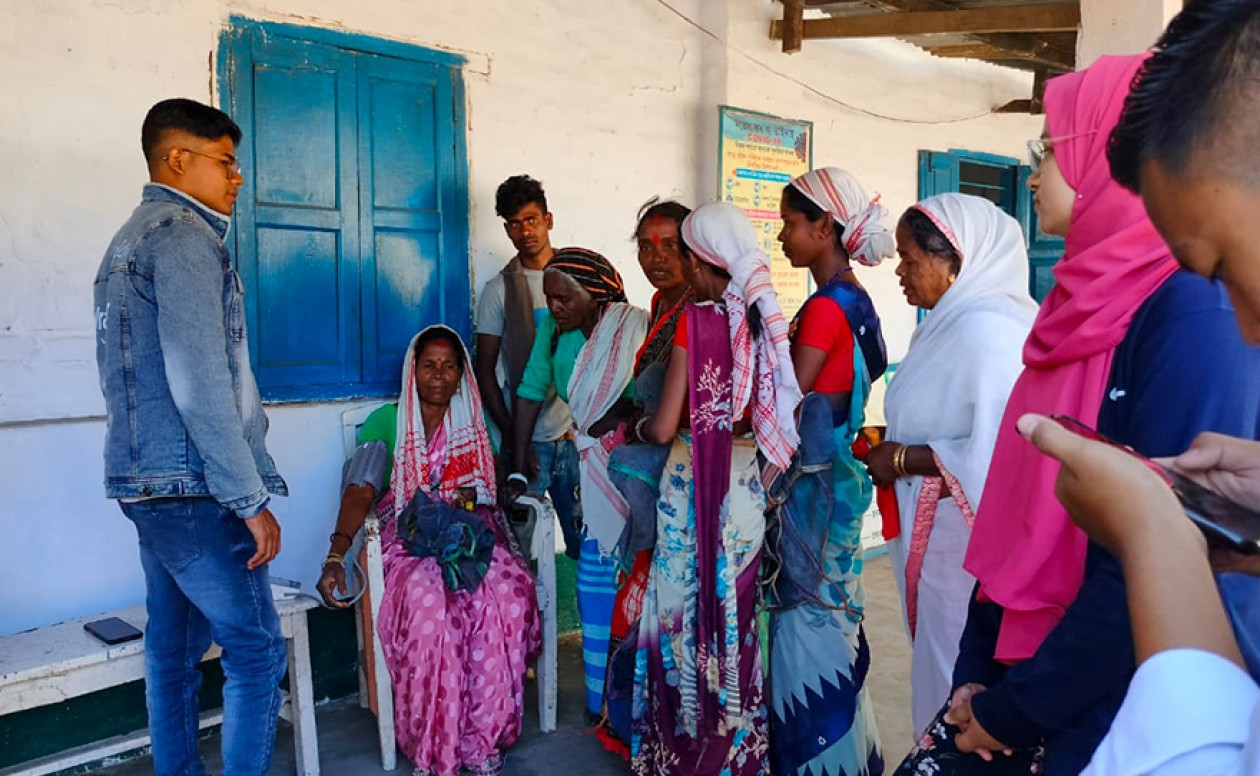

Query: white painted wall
(1077, 0), (1181, 68)
(0, 0), (1041, 636)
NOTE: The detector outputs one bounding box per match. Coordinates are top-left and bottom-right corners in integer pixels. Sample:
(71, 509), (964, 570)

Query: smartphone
(1048, 415), (1260, 555)
(84, 617), (143, 645)
(1165, 467), (1260, 555)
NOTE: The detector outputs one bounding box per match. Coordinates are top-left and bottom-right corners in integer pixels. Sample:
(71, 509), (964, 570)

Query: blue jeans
(530, 438), (582, 559)
(121, 498), (287, 776)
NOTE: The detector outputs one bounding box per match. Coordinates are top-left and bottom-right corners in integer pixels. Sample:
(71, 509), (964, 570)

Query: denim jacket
(94, 184), (287, 518)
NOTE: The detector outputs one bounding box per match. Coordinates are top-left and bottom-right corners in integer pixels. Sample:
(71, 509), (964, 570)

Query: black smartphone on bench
(84, 617), (143, 645)
(1049, 415), (1260, 555)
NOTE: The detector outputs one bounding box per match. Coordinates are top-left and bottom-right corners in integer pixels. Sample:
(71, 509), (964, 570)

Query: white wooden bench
(0, 594), (322, 776)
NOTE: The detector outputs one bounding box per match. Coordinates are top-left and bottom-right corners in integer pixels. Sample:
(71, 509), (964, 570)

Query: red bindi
(645, 215), (672, 245)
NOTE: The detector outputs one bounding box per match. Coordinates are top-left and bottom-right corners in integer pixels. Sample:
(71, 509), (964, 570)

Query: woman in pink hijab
(895, 54), (1260, 775)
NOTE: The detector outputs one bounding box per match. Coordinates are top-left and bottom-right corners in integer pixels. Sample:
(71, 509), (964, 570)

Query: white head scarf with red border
(789, 167), (895, 268)
(682, 202), (802, 471)
(391, 325), (497, 519)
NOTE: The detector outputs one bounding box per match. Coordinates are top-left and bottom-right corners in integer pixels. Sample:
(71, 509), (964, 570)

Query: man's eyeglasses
(1026, 130), (1098, 169)
(166, 147), (242, 177)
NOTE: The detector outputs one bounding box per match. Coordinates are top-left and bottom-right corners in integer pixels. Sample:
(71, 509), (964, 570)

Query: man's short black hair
(141, 98), (242, 168)
(495, 175), (548, 220)
(1109, 0), (1260, 193)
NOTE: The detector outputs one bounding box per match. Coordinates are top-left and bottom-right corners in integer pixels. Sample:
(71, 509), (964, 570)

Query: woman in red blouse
(765, 166), (895, 776)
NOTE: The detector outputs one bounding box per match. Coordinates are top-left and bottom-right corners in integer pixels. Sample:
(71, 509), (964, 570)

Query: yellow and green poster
(718, 106), (814, 319)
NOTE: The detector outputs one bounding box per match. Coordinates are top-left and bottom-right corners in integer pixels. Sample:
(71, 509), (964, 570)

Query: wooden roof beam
(925, 37), (1073, 71)
(857, 0), (1075, 71)
(782, 0), (805, 53)
(770, 3), (1081, 39)
(996, 68), (1049, 114)
(928, 43), (1014, 59)
(772, 0), (1075, 72)
(981, 33), (1074, 72)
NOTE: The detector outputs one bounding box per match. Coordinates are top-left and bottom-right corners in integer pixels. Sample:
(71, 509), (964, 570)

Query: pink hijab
(963, 54), (1179, 663)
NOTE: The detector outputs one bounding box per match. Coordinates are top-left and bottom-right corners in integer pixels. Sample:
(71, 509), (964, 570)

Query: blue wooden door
(230, 34), (362, 394)
(357, 55), (469, 386)
(918, 150), (959, 203)
(223, 23), (469, 400)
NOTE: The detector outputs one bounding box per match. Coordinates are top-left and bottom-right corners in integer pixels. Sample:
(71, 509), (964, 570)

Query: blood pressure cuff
(342, 440), (389, 495)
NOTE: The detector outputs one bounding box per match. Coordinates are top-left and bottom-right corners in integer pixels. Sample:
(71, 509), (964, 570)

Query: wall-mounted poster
(717, 106), (814, 319)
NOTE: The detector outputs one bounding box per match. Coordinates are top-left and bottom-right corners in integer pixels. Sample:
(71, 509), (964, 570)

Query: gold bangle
(323, 553), (345, 568)
(892, 445), (909, 479)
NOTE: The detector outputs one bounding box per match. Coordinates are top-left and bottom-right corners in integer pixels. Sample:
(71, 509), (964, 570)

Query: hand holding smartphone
(1048, 415), (1260, 555)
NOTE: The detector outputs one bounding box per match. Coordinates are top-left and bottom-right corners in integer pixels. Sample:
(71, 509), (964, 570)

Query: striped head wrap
(681, 202), (803, 472)
(788, 167), (895, 267)
(545, 247), (628, 306)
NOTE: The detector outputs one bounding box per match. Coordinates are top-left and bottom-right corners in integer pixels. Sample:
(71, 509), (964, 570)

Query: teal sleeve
(356, 403), (398, 488)
(621, 378), (636, 400)
(516, 314), (556, 402)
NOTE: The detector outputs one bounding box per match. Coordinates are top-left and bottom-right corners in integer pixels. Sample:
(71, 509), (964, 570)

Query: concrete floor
(94, 554), (913, 775)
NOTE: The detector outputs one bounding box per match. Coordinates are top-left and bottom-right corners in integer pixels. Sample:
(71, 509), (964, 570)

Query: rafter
(770, 3), (1080, 39)
(782, 0), (805, 53)
(772, 0), (1076, 72)
(923, 37), (1072, 71)
(996, 68), (1050, 114)
(981, 33), (1074, 72)
(928, 42), (1014, 59)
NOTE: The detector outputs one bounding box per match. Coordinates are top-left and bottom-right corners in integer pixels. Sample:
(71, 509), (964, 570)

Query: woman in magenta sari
(628, 201), (803, 775)
(317, 326), (540, 776)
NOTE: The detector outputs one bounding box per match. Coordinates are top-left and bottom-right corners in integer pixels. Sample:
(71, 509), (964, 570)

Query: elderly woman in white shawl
(863, 193), (1037, 736)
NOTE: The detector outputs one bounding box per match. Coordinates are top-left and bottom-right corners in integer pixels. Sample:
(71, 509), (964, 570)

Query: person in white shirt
(1020, 418), (1260, 776)
(1015, 2), (1260, 772)
(474, 175), (583, 559)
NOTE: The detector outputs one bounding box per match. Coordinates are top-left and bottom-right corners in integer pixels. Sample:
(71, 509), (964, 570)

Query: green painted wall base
(553, 553), (581, 636)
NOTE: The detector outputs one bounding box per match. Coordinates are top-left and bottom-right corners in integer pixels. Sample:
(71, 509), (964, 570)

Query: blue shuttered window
(917, 149), (1065, 303)
(221, 20), (470, 401)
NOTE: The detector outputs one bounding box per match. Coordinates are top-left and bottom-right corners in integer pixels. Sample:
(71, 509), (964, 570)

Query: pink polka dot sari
(376, 500), (540, 776)
(372, 327), (541, 776)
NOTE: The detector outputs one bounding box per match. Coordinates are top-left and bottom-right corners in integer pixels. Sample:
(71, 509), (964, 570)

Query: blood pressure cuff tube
(342, 440), (389, 495)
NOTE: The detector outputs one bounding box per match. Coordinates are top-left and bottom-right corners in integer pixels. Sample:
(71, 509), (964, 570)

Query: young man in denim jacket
(94, 99), (288, 776)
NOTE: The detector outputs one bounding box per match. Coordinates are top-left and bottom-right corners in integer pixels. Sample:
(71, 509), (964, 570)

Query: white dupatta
(681, 202), (803, 472)
(568, 302), (649, 556)
(392, 326), (497, 516)
(884, 193), (1038, 733)
(886, 194), (1038, 517)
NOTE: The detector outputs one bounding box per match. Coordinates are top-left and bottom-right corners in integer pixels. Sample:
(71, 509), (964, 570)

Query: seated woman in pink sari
(317, 325), (541, 776)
